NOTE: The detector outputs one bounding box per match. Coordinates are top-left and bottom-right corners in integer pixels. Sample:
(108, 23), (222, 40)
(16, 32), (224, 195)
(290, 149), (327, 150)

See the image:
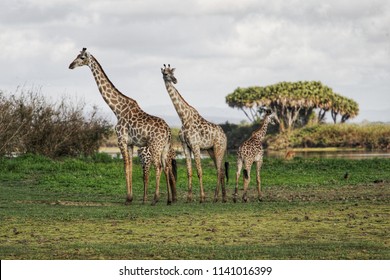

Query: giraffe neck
(89, 55), (140, 118)
(253, 116), (272, 141)
(164, 80), (197, 126)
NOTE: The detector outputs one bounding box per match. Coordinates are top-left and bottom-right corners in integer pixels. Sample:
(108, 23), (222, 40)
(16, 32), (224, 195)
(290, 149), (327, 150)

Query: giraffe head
(264, 108), (272, 116)
(161, 64), (177, 84)
(69, 48), (92, 69)
(264, 108), (277, 124)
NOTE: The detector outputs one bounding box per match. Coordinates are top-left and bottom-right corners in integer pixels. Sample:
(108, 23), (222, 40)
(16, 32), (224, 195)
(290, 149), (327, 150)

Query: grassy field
(0, 154), (389, 260)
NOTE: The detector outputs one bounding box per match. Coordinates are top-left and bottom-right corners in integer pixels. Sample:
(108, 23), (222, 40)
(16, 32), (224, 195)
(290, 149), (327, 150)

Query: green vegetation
(221, 122), (390, 151)
(1, 154), (389, 259)
(0, 89), (112, 158)
(268, 123), (390, 150)
(225, 81), (359, 131)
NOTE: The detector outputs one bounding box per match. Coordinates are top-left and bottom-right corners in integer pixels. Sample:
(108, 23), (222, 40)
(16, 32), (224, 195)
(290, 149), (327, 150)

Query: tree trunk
(331, 110), (338, 124)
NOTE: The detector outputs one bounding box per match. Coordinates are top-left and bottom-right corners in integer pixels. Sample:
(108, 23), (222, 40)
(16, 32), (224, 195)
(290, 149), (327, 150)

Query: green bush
(0, 89), (113, 158)
(277, 123), (390, 150)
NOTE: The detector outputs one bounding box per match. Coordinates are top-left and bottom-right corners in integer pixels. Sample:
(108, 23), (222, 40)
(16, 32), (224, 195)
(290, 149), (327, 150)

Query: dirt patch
(239, 183), (390, 203)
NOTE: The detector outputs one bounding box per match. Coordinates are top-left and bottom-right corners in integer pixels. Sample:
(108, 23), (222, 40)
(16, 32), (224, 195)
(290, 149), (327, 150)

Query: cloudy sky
(1, 0), (389, 125)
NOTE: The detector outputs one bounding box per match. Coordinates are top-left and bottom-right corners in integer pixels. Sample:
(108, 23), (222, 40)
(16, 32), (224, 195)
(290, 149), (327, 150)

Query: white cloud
(1, 0), (389, 123)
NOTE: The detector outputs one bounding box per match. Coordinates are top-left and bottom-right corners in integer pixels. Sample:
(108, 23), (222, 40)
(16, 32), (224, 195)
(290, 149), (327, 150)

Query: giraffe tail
(224, 161), (229, 183)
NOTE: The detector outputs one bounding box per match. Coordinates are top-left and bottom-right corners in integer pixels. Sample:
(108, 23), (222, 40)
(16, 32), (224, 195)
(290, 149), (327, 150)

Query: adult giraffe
(161, 64), (228, 203)
(69, 48), (175, 205)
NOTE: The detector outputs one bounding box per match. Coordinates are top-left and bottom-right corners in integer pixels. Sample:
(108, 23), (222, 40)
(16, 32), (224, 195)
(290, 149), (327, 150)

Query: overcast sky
(1, 0), (389, 125)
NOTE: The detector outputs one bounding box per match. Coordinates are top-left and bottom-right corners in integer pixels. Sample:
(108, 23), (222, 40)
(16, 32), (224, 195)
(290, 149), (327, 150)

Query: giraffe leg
(142, 161), (150, 204)
(161, 144), (173, 205)
(164, 165), (172, 205)
(169, 158), (177, 203)
(193, 147), (205, 203)
(234, 157), (243, 203)
(256, 160), (263, 201)
(138, 146), (151, 204)
(116, 126), (133, 204)
(160, 163), (172, 206)
(183, 144), (193, 202)
(242, 162), (252, 203)
(120, 145), (133, 204)
(209, 147), (226, 203)
(217, 149), (227, 203)
(151, 157), (162, 206)
(207, 148), (219, 203)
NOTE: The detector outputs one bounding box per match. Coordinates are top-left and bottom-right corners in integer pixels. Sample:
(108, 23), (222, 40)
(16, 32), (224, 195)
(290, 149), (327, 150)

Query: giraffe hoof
(167, 200), (172, 206)
(213, 197), (219, 203)
(125, 198), (133, 205)
(151, 200), (157, 206)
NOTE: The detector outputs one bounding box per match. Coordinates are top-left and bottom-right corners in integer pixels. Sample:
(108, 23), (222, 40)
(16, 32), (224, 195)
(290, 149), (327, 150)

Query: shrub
(0, 88), (113, 158)
(270, 123), (390, 150)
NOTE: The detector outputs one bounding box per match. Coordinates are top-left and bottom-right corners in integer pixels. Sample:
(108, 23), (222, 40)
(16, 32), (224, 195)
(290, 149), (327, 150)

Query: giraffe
(161, 64), (228, 203)
(233, 109), (275, 203)
(138, 145), (177, 202)
(69, 48), (175, 205)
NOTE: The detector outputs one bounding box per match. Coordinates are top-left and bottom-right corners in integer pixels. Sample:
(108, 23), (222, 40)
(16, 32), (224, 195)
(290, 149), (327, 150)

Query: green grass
(0, 154), (389, 259)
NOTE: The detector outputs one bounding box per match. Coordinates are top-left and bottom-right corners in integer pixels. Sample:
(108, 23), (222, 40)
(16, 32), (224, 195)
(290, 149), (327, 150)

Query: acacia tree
(330, 95), (359, 123)
(226, 81), (359, 132)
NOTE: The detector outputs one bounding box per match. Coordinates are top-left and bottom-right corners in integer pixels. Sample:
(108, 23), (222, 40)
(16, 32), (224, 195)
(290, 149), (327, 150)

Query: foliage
(220, 121), (278, 151)
(226, 81), (359, 131)
(267, 123), (390, 150)
(1, 155), (389, 259)
(0, 88), (113, 158)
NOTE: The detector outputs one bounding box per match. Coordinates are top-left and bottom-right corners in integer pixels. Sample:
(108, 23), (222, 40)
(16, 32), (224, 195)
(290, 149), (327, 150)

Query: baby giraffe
(234, 109), (275, 202)
(138, 145), (177, 203)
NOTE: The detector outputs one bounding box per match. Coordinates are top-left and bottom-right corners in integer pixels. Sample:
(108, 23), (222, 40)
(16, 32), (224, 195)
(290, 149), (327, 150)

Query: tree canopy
(226, 81), (359, 132)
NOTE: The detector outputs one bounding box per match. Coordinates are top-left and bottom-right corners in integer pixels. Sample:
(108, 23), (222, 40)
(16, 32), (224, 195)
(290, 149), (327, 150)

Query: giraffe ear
(171, 68), (176, 72)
